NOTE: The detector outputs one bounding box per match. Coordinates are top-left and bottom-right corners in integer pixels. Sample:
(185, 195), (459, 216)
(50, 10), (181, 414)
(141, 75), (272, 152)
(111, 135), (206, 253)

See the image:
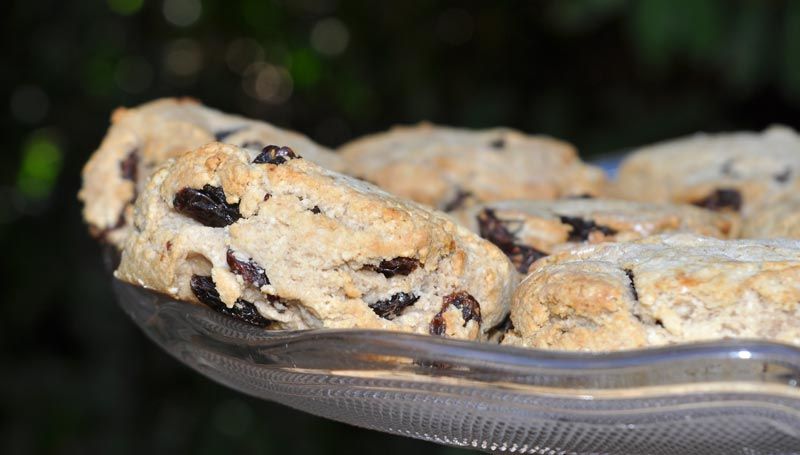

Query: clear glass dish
(114, 278), (800, 454)
(107, 155), (800, 454)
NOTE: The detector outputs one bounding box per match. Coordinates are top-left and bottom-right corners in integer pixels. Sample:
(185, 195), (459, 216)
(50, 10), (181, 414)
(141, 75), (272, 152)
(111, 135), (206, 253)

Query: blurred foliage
(1, 0), (800, 454)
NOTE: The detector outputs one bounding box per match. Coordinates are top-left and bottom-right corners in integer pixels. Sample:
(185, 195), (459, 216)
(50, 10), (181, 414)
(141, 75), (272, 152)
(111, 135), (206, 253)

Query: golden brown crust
(613, 125), (800, 216)
(339, 123), (607, 210)
(504, 234), (800, 351)
(115, 143), (517, 340)
(79, 98), (344, 248)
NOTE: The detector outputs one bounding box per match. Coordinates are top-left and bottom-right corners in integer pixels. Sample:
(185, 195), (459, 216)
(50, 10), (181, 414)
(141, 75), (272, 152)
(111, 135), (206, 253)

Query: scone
(79, 98), (344, 248)
(339, 123), (606, 211)
(453, 198), (739, 273)
(614, 125), (800, 215)
(503, 234), (800, 351)
(115, 142), (516, 340)
(742, 195), (800, 239)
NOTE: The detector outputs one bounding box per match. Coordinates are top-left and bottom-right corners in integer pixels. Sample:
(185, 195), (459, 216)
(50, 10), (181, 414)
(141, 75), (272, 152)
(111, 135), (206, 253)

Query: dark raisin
(624, 268), (638, 301)
(444, 291), (482, 326)
(429, 291), (482, 336)
(369, 292), (419, 320)
(241, 140), (265, 150)
(310, 205), (321, 214)
(566, 193), (594, 199)
(214, 127), (245, 141)
(507, 244), (546, 274)
(477, 209), (517, 251)
(189, 275), (272, 327)
(368, 257), (420, 278)
(774, 168), (792, 183)
(263, 193), (271, 201)
(477, 209), (547, 273)
(120, 149), (138, 181)
(252, 145), (300, 164)
(442, 189), (473, 212)
(691, 188), (742, 212)
(227, 249), (269, 287)
(558, 215), (617, 242)
(489, 138), (505, 149)
(429, 312), (446, 336)
(173, 185), (241, 227)
(165, 241), (172, 251)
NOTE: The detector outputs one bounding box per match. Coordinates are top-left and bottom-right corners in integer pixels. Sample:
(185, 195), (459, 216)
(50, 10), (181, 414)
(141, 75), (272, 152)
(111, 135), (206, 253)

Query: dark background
(2, 1), (800, 454)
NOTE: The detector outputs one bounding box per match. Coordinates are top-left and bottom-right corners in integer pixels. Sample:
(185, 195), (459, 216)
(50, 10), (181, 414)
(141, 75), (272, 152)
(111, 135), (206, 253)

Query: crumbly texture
(613, 125), (800, 216)
(339, 123), (607, 211)
(79, 98), (344, 248)
(503, 234), (800, 351)
(115, 142), (516, 340)
(742, 195), (800, 239)
(453, 198), (740, 273)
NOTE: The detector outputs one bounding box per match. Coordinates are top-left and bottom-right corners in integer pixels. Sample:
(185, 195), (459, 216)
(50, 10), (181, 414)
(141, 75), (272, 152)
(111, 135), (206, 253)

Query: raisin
(263, 193), (271, 201)
(368, 257), (420, 278)
(477, 208), (517, 251)
(691, 188), (742, 212)
(253, 145), (300, 164)
(558, 215), (617, 241)
(567, 193), (594, 199)
(444, 291), (482, 325)
(477, 208), (547, 273)
(369, 292), (419, 320)
(774, 168), (792, 183)
(442, 189), (473, 212)
(507, 244), (546, 274)
(173, 185), (241, 227)
(189, 275), (272, 327)
(489, 138), (505, 149)
(226, 249), (269, 287)
(241, 140), (264, 150)
(624, 268), (638, 301)
(310, 205), (321, 214)
(120, 149), (138, 181)
(429, 291), (482, 336)
(429, 312), (446, 336)
(214, 127), (245, 141)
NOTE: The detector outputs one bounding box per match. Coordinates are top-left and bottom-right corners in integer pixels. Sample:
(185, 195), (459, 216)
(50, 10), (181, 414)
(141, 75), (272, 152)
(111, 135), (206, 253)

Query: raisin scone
(742, 195), (800, 239)
(502, 234), (800, 351)
(339, 123), (606, 211)
(613, 125), (800, 215)
(453, 198), (740, 273)
(79, 97), (344, 248)
(115, 142), (516, 340)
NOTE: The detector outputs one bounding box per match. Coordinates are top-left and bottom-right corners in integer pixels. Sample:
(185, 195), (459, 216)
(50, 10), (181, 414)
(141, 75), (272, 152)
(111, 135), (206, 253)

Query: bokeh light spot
(17, 134), (63, 200)
(108, 0), (143, 16)
(164, 39), (204, 77)
(115, 56), (154, 93)
(243, 62), (293, 104)
(310, 18), (350, 56)
(10, 85), (50, 124)
(225, 38), (265, 74)
(163, 0), (202, 27)
(289, 48), (322, 88)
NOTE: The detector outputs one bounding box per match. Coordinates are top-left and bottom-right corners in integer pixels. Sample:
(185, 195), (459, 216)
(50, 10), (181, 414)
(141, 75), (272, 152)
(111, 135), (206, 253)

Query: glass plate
(107, 154), (800, 454)
(114, 279), (800, 454)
